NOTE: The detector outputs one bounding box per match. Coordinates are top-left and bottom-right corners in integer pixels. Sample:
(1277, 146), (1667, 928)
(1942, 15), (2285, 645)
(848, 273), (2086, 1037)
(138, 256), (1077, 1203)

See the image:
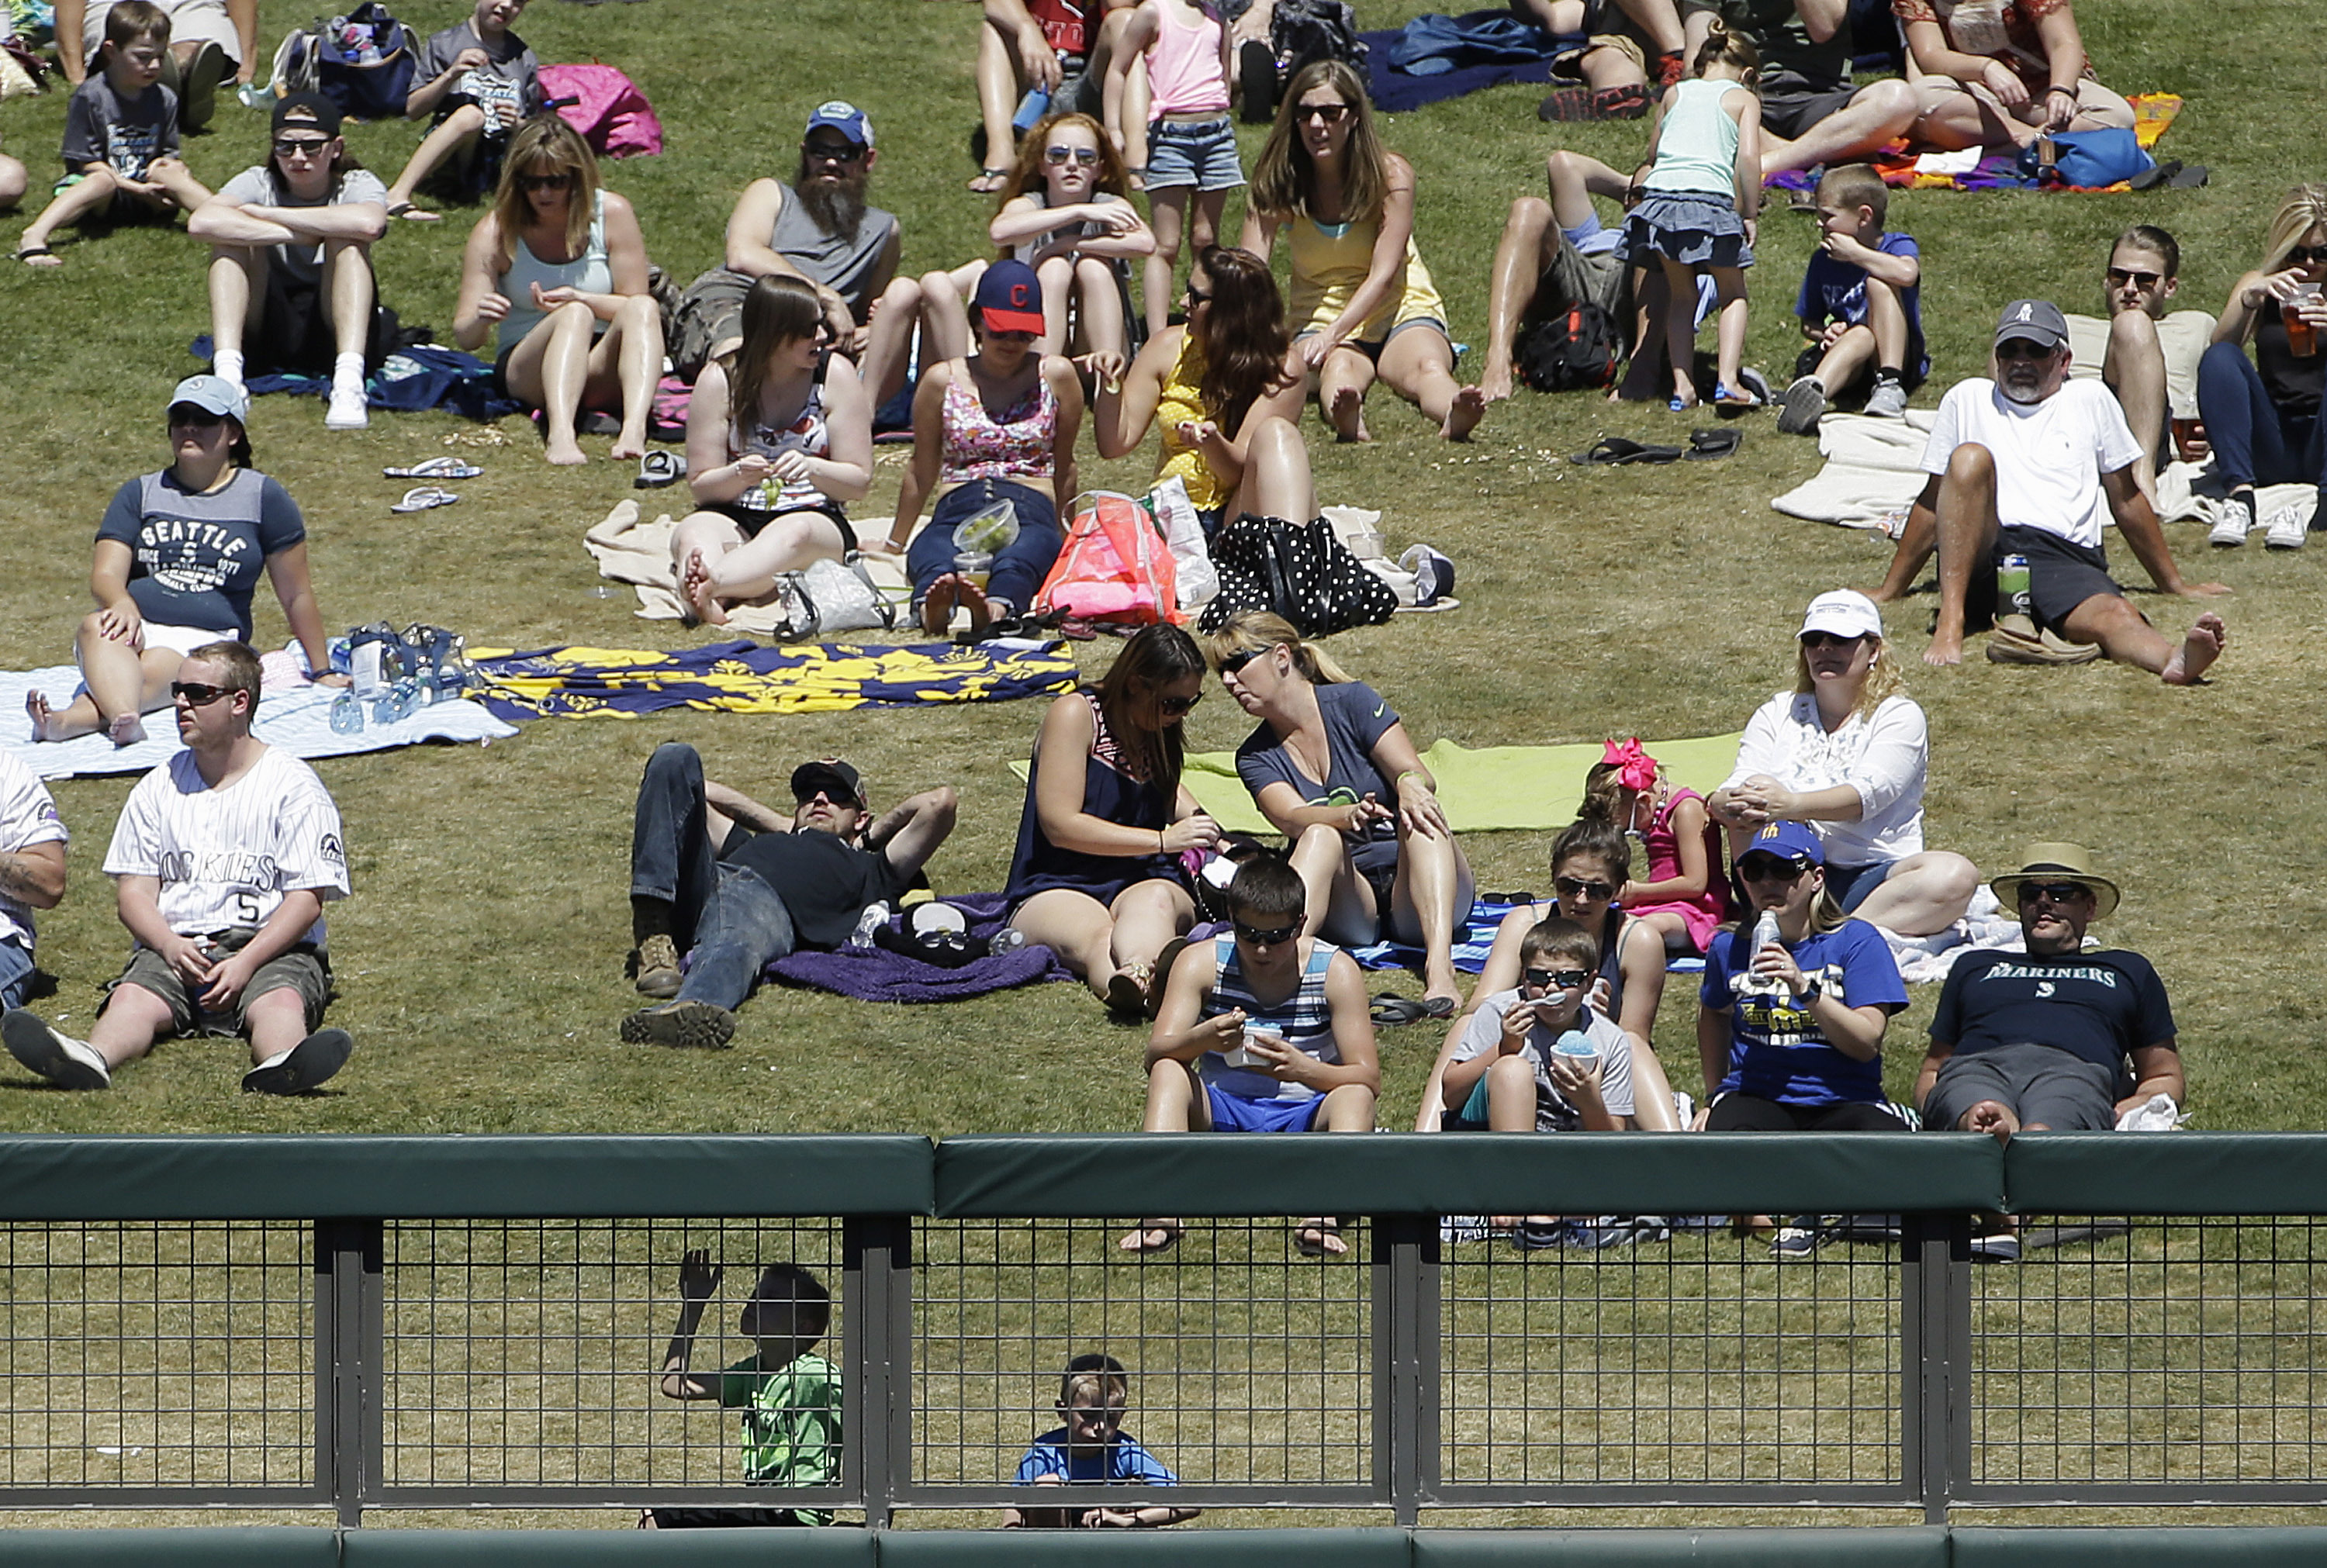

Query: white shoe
(2204, 496), (2250, 548)
(241, 1027), (354, 1094)
(2263, 503), (2311, 551)
(1862, 379), (1909, 419)
(3, 1010), (111, 1090)
(326, 385), (371, 430)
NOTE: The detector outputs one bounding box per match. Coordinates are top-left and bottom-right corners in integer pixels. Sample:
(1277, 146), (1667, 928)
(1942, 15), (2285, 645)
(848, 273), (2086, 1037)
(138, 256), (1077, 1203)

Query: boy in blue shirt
(647, 1253), (840, 1529)
(16, 0), (210, 267)
(1004, 1354), (1200, 1529)
(1777, 164), (1927, 434)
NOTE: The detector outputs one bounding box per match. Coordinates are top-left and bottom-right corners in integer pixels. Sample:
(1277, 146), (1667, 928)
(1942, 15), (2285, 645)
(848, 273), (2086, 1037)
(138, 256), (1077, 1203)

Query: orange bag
(1032, 491), (1184, 626)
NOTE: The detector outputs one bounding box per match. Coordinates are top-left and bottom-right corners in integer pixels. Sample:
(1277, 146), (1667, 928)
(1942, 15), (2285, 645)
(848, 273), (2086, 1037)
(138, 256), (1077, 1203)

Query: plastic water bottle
(328, 689), (365, 734)
(1997, 554), (2031, 620)
(989, 927), (1029, 955)
(1011, 86), (1051, 133)
(374, 678), (419, 726)
(1744, 910), (1784, 996)
(849, 901), (891, 949)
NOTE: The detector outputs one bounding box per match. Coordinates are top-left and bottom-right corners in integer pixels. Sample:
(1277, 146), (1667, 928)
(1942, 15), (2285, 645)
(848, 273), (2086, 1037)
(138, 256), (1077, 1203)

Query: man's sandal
(12, 245), (57, 266)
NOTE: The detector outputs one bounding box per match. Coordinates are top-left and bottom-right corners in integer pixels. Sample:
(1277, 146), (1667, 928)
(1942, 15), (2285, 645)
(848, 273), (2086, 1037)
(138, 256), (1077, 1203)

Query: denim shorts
(0, 938), (33, 1012)
(1145, 116), (1244, 192)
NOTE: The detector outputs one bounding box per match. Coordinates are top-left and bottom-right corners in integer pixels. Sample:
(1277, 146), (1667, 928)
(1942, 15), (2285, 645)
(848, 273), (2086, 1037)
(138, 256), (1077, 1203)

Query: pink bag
(1033, 492), (1183, 626)
(536, 63), (663, 158)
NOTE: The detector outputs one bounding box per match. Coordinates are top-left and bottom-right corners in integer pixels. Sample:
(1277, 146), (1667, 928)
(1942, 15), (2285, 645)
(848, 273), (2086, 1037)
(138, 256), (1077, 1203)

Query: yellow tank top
(1285, 209), (1444, 344)
(1154, 330), (1229, 511)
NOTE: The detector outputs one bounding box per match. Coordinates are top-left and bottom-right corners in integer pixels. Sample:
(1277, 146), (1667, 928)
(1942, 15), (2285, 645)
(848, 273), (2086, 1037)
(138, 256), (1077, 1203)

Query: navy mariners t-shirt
(1236, 681), (1399, 849)
(1795, 232), (1930, 382)
(1930, 948), (2176, 1074)
(1700, 918), (1908, 1106)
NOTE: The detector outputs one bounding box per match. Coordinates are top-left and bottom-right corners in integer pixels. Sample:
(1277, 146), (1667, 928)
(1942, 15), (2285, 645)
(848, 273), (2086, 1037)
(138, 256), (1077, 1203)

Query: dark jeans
(2196, 340), (2327, 499)
(629, 743), (797, 1011)
(908, 478), (1065, 618)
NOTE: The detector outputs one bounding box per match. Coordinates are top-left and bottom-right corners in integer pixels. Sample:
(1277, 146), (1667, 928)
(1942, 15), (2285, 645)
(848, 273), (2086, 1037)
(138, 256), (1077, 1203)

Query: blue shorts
(0, 938), (32, 1012)
(1826, 858), (1901, 914)
(1205, 1084), (1325, 1132)
(1146, 116), (1244, 192)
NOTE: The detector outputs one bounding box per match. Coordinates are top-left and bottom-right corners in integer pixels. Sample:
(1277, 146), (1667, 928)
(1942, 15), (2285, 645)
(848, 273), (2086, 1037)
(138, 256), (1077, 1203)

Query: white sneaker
(2263, 503), (2311, 551)
(2204, 496), (2250, 548)
(325, 385), (371, 430)
(3, 1010), (111, 1090)
(241, 1027), (354, 1095)
(1776, 375), (1826, 436)
(1863, 379), (1909, 419)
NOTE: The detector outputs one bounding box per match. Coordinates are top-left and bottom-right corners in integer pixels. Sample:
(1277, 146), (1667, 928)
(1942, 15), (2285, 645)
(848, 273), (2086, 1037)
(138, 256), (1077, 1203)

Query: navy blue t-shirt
(1795, 231), (1929, 382)
(97, 468), (306, 639)
(1236, 681), (1399, 848)
(1930, 948), (2176, 1074)
(1700, 917), (1908, 1106)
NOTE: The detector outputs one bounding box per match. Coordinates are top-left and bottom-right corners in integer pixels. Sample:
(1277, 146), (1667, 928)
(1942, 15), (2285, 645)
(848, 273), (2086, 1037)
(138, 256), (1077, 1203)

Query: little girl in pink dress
(1582, 737), (1728, 955)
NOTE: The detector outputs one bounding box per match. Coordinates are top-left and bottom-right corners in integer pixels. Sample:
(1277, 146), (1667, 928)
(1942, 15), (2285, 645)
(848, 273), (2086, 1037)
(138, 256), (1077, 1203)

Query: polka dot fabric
(1199, 514), (1399, 637)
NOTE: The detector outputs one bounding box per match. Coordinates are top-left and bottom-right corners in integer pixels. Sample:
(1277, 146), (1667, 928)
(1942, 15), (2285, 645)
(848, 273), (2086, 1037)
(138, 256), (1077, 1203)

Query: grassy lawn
(1, 0), (2322, 1140)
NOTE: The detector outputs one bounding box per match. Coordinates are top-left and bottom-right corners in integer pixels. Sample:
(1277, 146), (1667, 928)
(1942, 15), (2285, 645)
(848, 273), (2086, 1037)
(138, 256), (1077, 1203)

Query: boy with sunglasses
(189, 94), (390, 430)
(4, 641), (354, 1096)
(1122, 854), (1378, 1255)
(381, 0), (541, 219)
(1439, 916), (1639, 1134)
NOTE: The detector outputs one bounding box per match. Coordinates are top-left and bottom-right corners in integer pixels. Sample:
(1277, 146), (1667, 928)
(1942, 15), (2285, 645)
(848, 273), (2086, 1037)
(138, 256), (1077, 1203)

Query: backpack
(1034, 492), (1182, 626)
(315, 3), (417, 121)
(1514, 300), (1620, 392)
(536, 62), (663, 159)
(1270, 0), (1367, 73)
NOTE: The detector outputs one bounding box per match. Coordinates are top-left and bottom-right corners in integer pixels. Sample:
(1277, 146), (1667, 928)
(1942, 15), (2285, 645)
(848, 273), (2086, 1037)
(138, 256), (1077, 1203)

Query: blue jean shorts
(0, 938), (33, 1012)
(1146, 116), (1244, 192)
(1205, 1083), (1325, 1132)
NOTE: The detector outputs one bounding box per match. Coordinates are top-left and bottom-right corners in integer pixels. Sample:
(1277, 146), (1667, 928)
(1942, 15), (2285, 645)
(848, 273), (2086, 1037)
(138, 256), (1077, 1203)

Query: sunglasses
(1219, 646), (1268, 676)
(1233, 919), (1299, 948)
(2285, 245), (2327, 267)
(273, 136), (333, 157)
(1552, 876), (1615, 902)
(1295, 102), (1350, 123)
(1184, 282), (1213, 306)
(1043, 145), (1101, 168)
(1158, 691), (1202, 717)
(2104, 268), (2163, 289)
(2017, 882), (2092, 904)
(1800, 630), (1866, 651)
(171, 681), (233, 706)
(168, 407), (227, 429)
(804, 140), (866, 164)
(1737, 856), (1809, 883)
(517, 171), (572, 192)
(1996, 337), (2059, 361)
(1523, 966), (1590, 992)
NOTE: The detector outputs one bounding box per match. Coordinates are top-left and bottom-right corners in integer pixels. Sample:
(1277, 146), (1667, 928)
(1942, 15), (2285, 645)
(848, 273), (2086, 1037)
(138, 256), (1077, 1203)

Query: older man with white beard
(1867, 298), (2231, 683)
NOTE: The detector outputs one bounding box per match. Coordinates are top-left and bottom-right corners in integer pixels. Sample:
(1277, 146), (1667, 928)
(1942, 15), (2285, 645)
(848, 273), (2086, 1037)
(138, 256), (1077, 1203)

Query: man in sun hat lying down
(1914, 841), (2184, 1145)
(1865, 298), (2231, 682)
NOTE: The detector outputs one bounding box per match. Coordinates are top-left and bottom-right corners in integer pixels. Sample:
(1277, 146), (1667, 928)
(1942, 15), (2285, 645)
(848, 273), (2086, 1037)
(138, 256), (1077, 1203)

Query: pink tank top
(1146, 2), (1231, 116)
(939, 364), (1058, 484)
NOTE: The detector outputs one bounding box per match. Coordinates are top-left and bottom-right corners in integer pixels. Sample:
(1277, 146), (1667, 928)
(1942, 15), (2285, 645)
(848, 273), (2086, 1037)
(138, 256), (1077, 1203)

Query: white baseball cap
(1798, 589), (1884, 643)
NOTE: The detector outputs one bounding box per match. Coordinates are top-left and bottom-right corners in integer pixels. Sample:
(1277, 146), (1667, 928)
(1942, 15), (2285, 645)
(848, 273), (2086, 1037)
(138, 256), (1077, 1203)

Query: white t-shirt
(104, 747), (347, 947)
(1917, 377), (2143, 550)
(1448, 996), (1634, 1130)
(0, 751), (67, 951)
(1724, 691), (1928, 866)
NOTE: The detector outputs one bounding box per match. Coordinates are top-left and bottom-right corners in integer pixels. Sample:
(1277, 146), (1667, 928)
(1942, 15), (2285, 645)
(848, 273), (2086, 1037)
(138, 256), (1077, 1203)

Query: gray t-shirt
(1449, 996), (1636, 1130)
(60, 72), (177, 177)
(770, 183), (899, 316)
(416, 19), (539, 130)
(216, 165), (389, 285)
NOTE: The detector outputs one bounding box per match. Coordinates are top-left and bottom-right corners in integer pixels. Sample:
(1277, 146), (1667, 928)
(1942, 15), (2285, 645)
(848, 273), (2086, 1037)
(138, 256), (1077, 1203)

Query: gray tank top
(770, 184), (897, 310)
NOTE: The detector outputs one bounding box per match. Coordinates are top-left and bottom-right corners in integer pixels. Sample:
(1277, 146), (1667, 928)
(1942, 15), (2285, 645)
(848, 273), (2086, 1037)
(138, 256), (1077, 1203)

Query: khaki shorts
(105, 928), (332, 1038)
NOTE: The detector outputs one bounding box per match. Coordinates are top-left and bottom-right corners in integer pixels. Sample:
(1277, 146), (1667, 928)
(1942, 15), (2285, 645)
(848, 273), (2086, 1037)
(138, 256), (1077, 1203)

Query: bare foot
(388, 199), (441, 222)
(1963, 1100), (2020, 1145)
(545, 437), (587, 468)
(2160, 610), (2226, 686)
(1295, 1219), (1348, 1258)
(1479, 361), (1515, 403)
(19, 247), (62, 268)
(957, 577), (991, 632)
(25, 692), (62, 742)
(105, 710), (147, 748)
(610, 430), (648, 463)
(1923, 629), (1965, 667)
(1326, 384), (1370, 444)
(1117, 1221), (1182, 1254)
(1442, 385), (1487, 441)
(921, 572), (959, 635)
(678, 549), (728, 627)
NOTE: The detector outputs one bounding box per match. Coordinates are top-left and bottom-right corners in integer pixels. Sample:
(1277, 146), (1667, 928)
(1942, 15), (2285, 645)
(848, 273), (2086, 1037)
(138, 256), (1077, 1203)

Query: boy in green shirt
(645, 1251), (839, 1528)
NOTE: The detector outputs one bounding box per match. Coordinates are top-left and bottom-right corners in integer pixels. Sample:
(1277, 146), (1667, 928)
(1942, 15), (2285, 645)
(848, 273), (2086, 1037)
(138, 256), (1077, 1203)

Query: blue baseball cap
(973, 258), (1046, 336)
(803, 100), (873, 149)
(1741, 820), (1824, 868)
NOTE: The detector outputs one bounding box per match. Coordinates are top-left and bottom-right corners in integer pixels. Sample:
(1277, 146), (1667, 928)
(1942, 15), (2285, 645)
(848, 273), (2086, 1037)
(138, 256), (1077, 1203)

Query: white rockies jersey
(0, 749), (68, 949)
(104, 747), (348, 945)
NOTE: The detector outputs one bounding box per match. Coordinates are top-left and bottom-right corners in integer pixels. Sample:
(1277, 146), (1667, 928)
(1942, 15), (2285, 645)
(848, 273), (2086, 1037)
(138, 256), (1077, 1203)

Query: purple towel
(765, 893), (1071, 1003)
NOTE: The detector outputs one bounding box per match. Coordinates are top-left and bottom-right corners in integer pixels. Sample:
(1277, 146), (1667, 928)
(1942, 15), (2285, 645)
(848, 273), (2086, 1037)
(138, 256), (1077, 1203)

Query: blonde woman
(2197, 184), (2327, 547)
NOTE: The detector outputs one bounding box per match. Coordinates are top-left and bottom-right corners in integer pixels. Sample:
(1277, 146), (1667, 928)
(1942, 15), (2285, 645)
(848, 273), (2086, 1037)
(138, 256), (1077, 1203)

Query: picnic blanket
(189, 337), (522, 421)
(1767, 93), (2184, 195)
(1364, 17), (1557, 113)
(468, 638), (1078, 721)
(1, 654), (516, 781)
(1772, 412), (2315, 534)
(766, 893), (1071, 1002)
(585, 499), (924, 634)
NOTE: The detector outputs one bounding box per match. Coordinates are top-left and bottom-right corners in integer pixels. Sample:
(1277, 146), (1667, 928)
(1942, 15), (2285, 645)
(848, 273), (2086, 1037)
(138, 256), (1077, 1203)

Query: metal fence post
(313, 1220), (384, 1528)
(1900, 1213), (1970, 1525)
(1378, 1214), (1436, 1525)
(845, 1215), (912, 1528)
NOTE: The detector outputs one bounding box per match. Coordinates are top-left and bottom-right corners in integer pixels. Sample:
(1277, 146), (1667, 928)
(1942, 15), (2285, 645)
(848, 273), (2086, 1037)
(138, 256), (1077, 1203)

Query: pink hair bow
(1601, 737), (1658, 793)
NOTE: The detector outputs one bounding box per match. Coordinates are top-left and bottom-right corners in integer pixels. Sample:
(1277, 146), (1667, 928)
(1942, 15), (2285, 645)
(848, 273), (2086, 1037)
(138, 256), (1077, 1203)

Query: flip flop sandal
(2129, 160), (2180, 192)
(2168, 163), (2208, 188)
(1370, 992), (1430, 1027)
(1294, 1220), (1344, 1258)
(1686, 427), (1742, 460)
(383, 456), (483, 480)
(634, 450), (685, 489)
(12, 245), (55, 264)
(1572, 437), (1682, 466)
(966, 168), (1010, 194)
(390, 485), (460, 513)
(1712, 384), (1760, 410)
(1400, 544), (1456, 604)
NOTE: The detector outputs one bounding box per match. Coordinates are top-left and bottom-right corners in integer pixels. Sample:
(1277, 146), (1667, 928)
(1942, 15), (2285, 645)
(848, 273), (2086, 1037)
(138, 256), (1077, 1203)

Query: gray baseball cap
(1993, 299), (2069, 351)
